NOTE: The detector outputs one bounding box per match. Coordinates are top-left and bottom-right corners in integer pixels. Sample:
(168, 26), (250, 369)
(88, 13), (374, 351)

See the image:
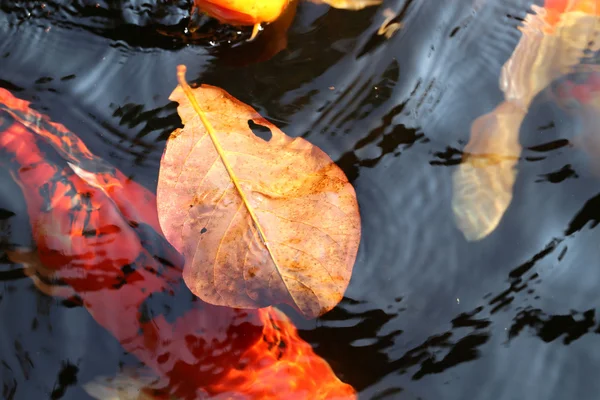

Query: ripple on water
(295, 1), (600, 398)
(4, 0), (600, 399)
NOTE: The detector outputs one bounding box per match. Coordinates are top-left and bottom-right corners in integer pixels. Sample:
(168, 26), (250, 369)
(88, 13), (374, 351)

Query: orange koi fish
(0, 87), (355, 399)
(193, 0), (290, 26)
(192, 0), (381, 40)
(192, 0), (291, 40)
(452, 0), (600, 241)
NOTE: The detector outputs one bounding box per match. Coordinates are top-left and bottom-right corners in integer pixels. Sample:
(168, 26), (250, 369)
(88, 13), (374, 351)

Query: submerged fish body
(452, 0), (600, 241)
(192, 0), (381, 27)
(190, 0), (381, 46)
(193, 0), (291, 25)
(0, 88), (356, 399)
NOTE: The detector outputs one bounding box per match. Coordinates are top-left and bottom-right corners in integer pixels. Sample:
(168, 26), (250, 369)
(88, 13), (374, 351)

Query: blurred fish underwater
(452, 0), (600, 241)
(3, 0), (600, 399)
(0, 87), (357, 399)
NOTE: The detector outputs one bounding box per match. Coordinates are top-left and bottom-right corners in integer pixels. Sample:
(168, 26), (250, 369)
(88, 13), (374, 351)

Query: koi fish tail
(452, 0), (600, 241)
(451, 102), (525, 241)
(206, 307), (356, 399)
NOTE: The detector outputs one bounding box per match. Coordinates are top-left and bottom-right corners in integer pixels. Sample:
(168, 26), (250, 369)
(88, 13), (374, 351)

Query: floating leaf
(157, 65), (361, 319)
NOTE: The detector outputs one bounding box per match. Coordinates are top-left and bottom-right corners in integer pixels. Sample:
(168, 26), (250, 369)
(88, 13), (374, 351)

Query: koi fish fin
(248, 23), (262, 41)
(83, 368), (168, 400)
(452, 4), (600, 241)
(5, 248), (78, 298)
(452, 102), (525, 241)
(67, 162), (122, 193)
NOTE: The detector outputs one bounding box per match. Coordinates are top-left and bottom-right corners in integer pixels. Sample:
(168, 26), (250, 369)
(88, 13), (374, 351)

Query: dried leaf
(157, 65), (361, 319)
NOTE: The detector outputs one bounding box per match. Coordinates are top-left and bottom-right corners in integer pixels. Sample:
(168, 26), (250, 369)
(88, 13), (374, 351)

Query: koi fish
(0, 87), (356, 399)
(452, 0), (600, 241)
(192, 0), (291, 40)
(192, 0), (381, 40)
(193, 0), (291, 26)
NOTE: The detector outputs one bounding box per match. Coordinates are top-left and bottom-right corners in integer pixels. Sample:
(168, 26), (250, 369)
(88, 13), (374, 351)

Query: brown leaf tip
(169, 128), (182, 140)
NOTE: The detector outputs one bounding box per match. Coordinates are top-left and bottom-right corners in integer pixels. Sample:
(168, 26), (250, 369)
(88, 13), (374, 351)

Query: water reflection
(2, 0), (600, 399)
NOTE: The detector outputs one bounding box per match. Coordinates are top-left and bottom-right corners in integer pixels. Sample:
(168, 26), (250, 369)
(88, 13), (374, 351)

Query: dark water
(2, 0), (600, 398)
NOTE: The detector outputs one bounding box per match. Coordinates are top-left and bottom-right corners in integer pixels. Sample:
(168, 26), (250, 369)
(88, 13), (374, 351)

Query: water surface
(2, 0), (600, 399)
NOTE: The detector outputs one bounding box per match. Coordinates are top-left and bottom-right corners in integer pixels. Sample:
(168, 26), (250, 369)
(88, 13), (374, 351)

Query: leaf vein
(211, 201), (243, 302)
(188, 185), (233, 303)
(272, 241), (341, 293)
(254, 208), (341, 247)
(174, 131), (210, 185)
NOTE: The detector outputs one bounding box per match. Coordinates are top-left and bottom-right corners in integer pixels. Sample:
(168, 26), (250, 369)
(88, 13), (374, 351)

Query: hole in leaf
(248, 120), (272, 142)
(201, 228), (207, 234)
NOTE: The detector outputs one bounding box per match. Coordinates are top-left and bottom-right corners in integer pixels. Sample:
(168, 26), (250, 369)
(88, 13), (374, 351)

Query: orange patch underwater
(0, 88), (355, 399)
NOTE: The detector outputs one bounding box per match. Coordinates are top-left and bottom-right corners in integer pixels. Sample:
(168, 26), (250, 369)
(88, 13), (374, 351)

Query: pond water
(2, 0), (600, 399)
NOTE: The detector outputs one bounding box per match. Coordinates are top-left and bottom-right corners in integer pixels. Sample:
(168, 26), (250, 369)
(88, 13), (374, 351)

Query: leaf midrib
(176, 66), (291, 302)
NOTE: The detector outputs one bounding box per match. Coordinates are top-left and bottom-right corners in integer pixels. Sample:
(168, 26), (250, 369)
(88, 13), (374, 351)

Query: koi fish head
(193, 0), (290, 25)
